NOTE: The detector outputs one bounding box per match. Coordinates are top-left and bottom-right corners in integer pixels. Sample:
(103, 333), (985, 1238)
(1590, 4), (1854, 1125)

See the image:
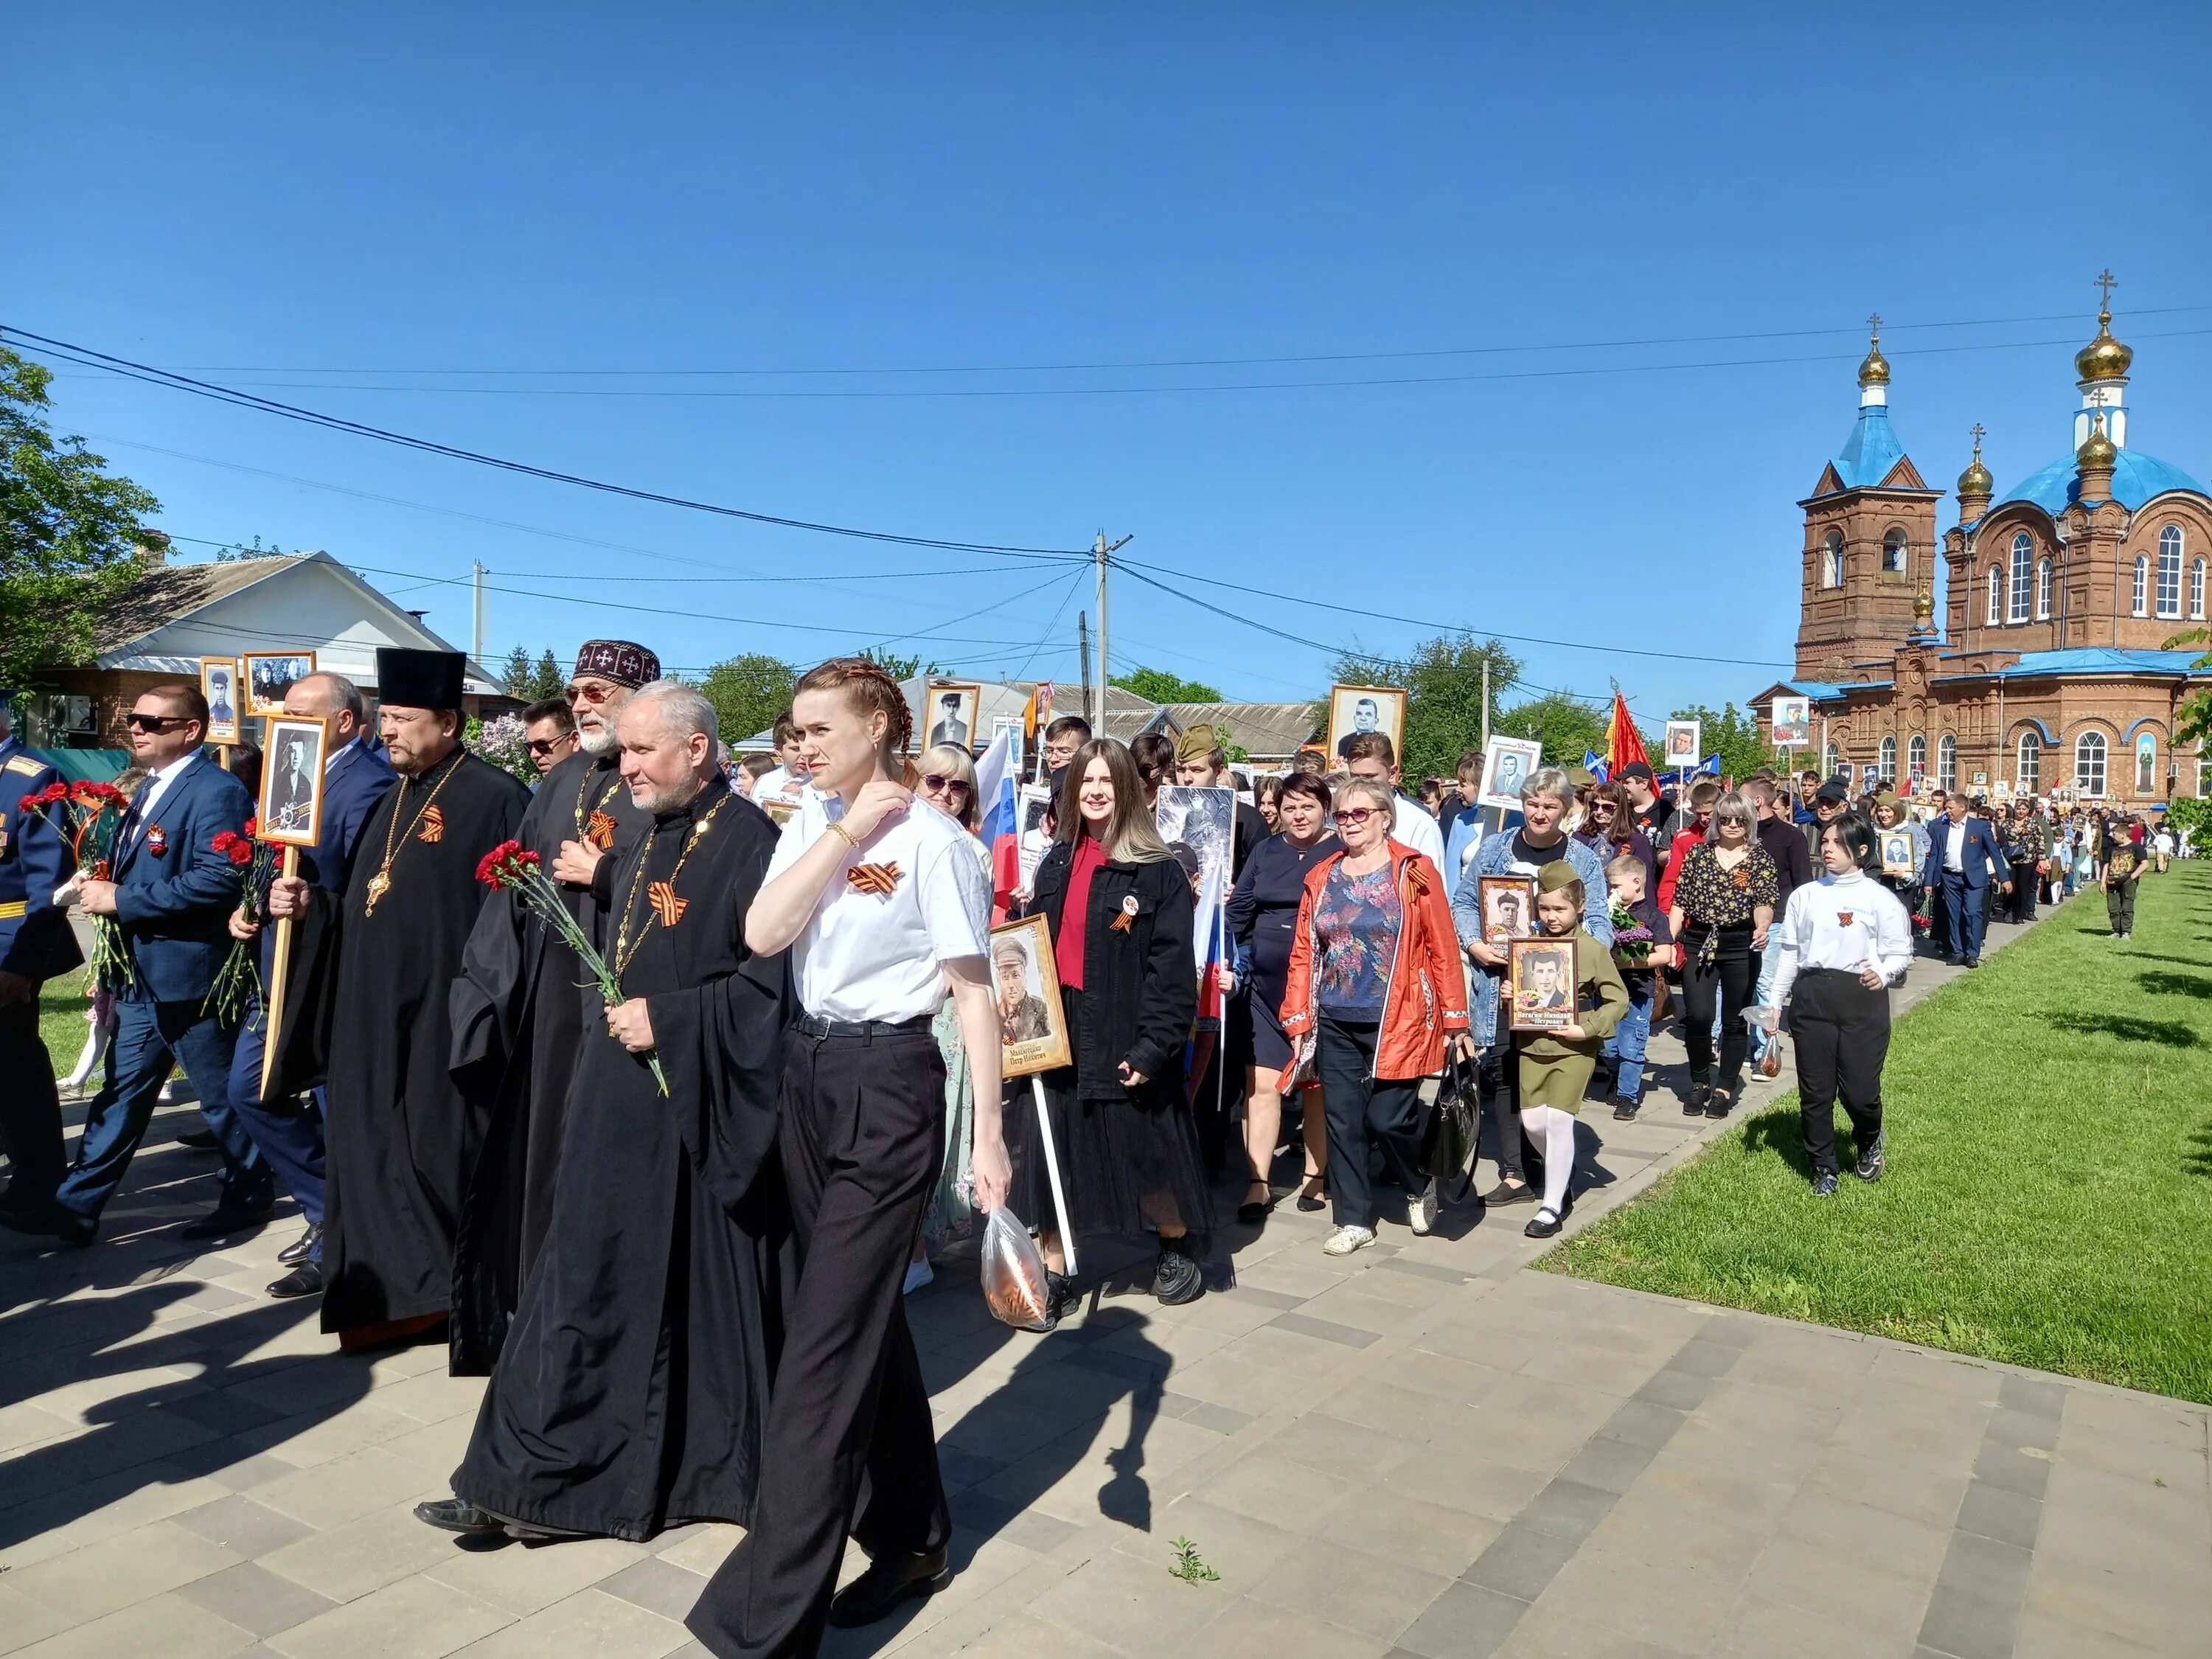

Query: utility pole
(1091, 531), (1133, 731)
(1077, 612), (1091, 727)
(471, 561), (487, 667)
(1481, 656), (1491, 751)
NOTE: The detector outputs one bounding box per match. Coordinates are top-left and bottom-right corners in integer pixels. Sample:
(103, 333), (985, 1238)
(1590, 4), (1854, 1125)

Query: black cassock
(268, 749), (530, 1340)
(452, 783), (791, 1540)
(448, 748), (650, 1373)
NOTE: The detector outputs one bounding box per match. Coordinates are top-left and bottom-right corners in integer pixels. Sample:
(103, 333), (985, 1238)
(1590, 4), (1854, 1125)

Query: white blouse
(1767, 871), (1914, 1006)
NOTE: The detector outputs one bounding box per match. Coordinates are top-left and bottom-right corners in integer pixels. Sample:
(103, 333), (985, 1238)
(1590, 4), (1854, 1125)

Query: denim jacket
(1449, 831), (1613, 1049)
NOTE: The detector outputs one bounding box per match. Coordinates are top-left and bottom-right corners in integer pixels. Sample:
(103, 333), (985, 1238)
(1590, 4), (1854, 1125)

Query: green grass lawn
(1547, 860), (2212, 1404)
(38, 964), (94, 1078)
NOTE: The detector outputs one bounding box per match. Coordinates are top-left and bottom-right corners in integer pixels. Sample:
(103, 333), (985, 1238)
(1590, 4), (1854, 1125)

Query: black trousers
(2006, 858), (2039, 922)
(1315, 1016), (1428, 1229)
(689, 1023), (950, 1659)
(1680, 923), (1756, 1093)
(0, 997), (66, 1203)
(1792, 969), (1888, 1178)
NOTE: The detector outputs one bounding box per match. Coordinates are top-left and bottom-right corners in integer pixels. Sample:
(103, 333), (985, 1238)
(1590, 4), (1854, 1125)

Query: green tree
(1334, 635), (1524, 781)
(498, 646), (566, 702)
(1493, 690), (1609, 768)
(209, 534), (293, 563)
(1111, 666), (1224, 704)
(700, 653), (798, 748)
(860, 647), (947, 681)
(0, 345), (162, 688)
(2166, 627), (2212, 751)
(1667, 702), (1784, 782)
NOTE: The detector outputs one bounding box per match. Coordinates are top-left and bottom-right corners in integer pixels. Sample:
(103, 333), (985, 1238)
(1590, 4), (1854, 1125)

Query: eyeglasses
(921, 773), (971, 798)
(564, 681), (616, 706)
(126, 712), (187, 732)
(1332, 807), (1377, 826)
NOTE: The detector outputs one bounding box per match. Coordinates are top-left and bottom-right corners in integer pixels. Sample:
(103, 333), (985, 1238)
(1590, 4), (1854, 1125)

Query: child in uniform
(1517, 860), (1629, 1239)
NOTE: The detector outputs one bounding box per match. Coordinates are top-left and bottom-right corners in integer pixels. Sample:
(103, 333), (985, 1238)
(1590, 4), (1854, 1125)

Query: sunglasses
(921, 773), (971, 798)
(526, 737), (569, 756)
(1332, 807), (1377, 826)
(564, 681), (616, 706)
(1587, 801), (1617, 814)
(126, 712), (187, 732)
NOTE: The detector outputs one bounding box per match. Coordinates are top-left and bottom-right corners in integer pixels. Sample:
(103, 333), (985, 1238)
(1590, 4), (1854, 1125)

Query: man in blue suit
(226, 672), (394, 1297)
(0, 697), (86, 1213)
(1, 685), (271, 1247)
(1921, 791), (2010, 970)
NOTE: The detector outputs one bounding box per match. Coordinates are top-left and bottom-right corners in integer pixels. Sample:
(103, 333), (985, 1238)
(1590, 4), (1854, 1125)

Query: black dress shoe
(0, 1203), (95, 1246)
(277, 1224), (322, 1265)
(268, 1261), (324, 1298)
(176, 1129), (222, 1150)
(178, 1206), (275, 1242)
(826, 1545), (951, 1628)
(414, 1498), (505, 1534)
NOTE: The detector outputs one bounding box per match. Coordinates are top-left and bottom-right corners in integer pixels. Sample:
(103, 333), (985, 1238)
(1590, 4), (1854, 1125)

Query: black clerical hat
(376, 648), (466, 710)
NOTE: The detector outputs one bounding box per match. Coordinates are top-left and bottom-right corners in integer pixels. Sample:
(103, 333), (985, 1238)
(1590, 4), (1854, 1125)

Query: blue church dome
(1996, 448), (2205, 515)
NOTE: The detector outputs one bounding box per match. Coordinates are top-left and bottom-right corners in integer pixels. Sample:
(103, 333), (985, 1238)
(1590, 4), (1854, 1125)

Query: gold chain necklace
(574, 757), (621, 840)
(364, 751), (462, 917)
(611, 789), (731, 975)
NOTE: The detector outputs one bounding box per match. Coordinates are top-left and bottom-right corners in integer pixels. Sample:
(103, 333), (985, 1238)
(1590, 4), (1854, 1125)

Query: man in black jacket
(1747, 778), (1815, 1081)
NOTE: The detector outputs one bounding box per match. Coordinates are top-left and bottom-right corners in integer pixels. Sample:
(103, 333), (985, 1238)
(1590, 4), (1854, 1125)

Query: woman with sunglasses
(1573, 780), (1656, 888)
(1666, 789), (1779, 1118)
(907, 745), (988, 1293)
(1280, 777), (1470, 1256)
(1226, 772), (1336, 1220)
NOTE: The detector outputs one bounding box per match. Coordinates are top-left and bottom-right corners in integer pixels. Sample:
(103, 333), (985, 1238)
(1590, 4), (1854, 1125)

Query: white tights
(1519, 1105), (1576, 1220)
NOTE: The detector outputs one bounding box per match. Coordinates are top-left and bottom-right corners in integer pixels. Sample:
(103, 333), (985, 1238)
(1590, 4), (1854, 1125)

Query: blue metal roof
(1828, 405), (1909, 490)
(1994, 448), (2206, 515)
(1933, 647), (2208, 681)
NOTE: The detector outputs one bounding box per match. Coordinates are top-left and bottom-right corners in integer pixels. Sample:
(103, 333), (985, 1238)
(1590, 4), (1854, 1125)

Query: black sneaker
(1153, 1235), (1205, 1306)
(1481, 1179), (1535, 1206)
(1685, 1078), (1711, 1116)
(1611, 1097), (1639, 1121)
(1853, 1137), (1885, 1183)
(1811, 1172), (1840, 1198)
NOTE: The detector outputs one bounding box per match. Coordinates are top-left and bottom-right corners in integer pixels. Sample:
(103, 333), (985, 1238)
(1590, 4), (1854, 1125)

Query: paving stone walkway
(3, 893), (2205, 1658)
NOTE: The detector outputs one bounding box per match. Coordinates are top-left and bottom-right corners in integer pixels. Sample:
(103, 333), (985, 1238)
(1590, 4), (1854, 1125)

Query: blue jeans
(1602, 976), (1655, 1100)
(56, 995), (271, 1224)
(1748, 929), (1787, 1062)
(227, 997), (328, 1257)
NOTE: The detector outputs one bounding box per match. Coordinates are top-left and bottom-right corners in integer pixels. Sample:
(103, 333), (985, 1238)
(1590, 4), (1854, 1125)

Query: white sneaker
(902, 1256), (934, 1294)
(1408, 1183), (1439, 1237)
(1323, 1225), (1376, 1257)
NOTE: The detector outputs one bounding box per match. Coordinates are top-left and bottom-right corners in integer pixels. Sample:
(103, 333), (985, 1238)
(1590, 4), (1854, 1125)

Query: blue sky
(11, 4), (2211, 733)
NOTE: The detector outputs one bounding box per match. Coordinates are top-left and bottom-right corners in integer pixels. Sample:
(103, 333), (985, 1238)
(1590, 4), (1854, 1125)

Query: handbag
(1418, 1051), (1480, 1182)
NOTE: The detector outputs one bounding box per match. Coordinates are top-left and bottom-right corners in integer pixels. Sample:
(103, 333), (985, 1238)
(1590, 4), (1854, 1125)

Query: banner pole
(1029, 1074), (1077, 1276)
(258, 846), (300, 1100)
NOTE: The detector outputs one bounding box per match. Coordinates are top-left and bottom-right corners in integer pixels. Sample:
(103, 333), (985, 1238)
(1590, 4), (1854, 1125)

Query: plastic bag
(980, 1207), (1052, 1331)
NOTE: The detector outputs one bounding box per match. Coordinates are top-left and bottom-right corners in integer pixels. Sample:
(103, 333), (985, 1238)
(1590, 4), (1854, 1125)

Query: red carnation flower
(212, 831), (240, 853)
(226, 841), (254, 866)
(476, 839), (539, 887)
(243, 817), (259, 838)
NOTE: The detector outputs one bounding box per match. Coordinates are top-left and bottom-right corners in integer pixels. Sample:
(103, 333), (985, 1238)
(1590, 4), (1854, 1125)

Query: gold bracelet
(827, 820), (859, 852)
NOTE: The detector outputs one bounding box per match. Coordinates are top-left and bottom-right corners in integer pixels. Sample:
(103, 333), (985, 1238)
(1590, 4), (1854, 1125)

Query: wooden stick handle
(1030, 1073), (1076, 1276)
(259, 845), (300, 1101)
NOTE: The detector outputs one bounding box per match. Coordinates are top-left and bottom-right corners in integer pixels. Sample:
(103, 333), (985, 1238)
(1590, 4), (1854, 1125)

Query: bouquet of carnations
(476, 838), (667, 1093)
(1610, 897), (1656, 968)
(205, 821), (281, 1026)
(16, 779), (134, 989)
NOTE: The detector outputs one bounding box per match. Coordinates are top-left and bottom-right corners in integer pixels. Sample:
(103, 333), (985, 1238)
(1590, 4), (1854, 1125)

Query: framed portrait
(1879, 830), (1916, 877)
(1663, 720), (1702, 770)
(1509, 936), (1579, 1032)
(991, 914), (1071, 1079)
(1477, 735), (1543, 813)
(922, 682), (981, 754)
(760, 796), (799, 830)
(242, 651), (316, 717)
(258, 715), (330, 848)
(200, 657), (243, 745)
(1478, 874), (1537, 943)
(1326, 684), (1406, 762)
(1770, 696), (1810, 748)
(1155, 785), (1235, 900)
(1019, 783), (1054, 890)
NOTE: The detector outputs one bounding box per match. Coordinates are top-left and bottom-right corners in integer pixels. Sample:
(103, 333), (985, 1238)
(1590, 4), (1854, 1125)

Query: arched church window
(1883, 529), (1907, 574)
(2035, 558), (2052, 620)
(1825, 741), (1843, 778)
(2157, 526), (2183, 619)
(1937, 733), (1958, 792)
(2017, 730), (2041, 795)
(1878, 735), (1896, 784)
(1908, 734), (1926, 782)
(1821, 532), (1843, 589)
(2136, 732), (2157, 796)
(1986, 568), (2000, 625)
(2074, 731), (2107, 796)
(2008, 534), (2031, 623)
(2132, 556), (2149, 617)
(2193, 558), (2206, 621)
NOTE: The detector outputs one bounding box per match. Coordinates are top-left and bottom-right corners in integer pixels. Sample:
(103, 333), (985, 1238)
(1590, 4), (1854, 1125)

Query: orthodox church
(1755, 279), (2211, 805)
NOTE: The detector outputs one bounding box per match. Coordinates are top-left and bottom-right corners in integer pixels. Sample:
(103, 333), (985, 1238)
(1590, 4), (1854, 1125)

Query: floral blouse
(1670, 841), (1779, 929)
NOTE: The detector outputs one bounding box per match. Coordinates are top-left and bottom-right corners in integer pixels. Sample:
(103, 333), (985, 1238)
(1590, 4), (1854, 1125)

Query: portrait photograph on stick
(1478, 873), (1537, 942)
(1154, 783), (1234, 902)
(1770, 695), (1810, 748)
(1880, 830), (1916, 878)
(990, 914), (1070, 1079)
(243, 650), (317, 717)
(200, 656), (242, 745)
(257, 714), (330, 846)
(1477, 734), (1543, 812)
(1326, 683), (1405, 761)
(923, 682), (981, 751)
(1509, 936), (1578, 1032)
(1663, 718), (1701, 771)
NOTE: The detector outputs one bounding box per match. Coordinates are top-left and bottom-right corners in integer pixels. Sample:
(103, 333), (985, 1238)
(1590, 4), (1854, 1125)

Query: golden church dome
(1857, 330), (1891, 388)
(1958, 427), (1992, 498)
(2075, 307), (2132, 383)
(2077, 412), (2118, 470)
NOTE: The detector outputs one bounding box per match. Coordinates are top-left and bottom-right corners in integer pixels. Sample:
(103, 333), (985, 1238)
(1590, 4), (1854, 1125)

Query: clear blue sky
(12, 4), (2211, 734)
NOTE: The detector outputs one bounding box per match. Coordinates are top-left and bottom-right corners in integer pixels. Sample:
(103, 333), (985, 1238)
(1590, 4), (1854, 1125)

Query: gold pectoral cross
(364, 871), (392, 916)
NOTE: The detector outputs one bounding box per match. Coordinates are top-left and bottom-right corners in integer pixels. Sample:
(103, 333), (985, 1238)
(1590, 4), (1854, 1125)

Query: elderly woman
(1279, 776), (1470, 1255)
(1666, 789), (1779, 1119)
(1450, 766), (1614, 1208)
(908, 744), (989, 1290)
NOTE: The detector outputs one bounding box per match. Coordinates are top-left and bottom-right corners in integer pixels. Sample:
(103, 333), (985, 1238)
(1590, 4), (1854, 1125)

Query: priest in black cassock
(417, 679), (789, 1543)
(265, 648), (530, 1353)
(448, 638), (658, 1372)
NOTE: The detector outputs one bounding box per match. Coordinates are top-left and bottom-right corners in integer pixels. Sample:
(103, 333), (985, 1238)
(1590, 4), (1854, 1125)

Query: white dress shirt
(1941, 821), (1966, 872)
(766, 794), (991, 1023)
(125, 750), (201, 844)
(1390, 795), (1445, 869)
(1767, 871), (1914, 1006)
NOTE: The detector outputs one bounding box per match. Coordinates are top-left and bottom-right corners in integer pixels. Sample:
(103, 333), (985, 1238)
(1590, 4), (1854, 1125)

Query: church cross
(2094, 269), (2117, 310)
(1866, 312), (1882, 340)
(1969, 422), (1985, 450)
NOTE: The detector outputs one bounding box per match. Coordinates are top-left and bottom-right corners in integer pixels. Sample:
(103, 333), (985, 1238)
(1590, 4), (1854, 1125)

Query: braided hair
(793, 656), (915, 773)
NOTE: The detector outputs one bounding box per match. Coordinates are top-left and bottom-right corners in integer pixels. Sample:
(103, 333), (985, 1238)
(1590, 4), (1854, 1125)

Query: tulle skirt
(1004, 987), (1217, 1245)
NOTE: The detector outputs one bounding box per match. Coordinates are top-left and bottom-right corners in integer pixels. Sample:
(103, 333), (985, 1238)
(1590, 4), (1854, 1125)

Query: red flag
(1607, 692), (1650, 775)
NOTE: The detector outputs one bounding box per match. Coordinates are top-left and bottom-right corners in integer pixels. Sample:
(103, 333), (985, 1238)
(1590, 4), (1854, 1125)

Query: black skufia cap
(375, 647), (466, 710)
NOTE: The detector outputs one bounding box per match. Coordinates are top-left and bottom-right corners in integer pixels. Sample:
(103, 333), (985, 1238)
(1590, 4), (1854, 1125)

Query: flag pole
(1029, 1074), (1077, 1275)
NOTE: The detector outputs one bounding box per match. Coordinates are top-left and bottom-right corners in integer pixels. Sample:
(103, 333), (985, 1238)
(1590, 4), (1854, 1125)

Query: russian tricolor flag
(975, 729), (1021, 917)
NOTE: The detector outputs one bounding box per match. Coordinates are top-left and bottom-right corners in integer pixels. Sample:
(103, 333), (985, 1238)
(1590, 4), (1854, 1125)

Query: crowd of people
(0, 648), (2188, 1656)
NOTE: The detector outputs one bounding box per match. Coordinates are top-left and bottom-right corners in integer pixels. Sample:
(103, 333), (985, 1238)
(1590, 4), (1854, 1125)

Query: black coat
(1026, 840), (1196, 1102)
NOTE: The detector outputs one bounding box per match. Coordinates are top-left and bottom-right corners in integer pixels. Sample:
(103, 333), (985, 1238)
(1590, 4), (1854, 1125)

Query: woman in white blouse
(1759, 813), (1913, 1199)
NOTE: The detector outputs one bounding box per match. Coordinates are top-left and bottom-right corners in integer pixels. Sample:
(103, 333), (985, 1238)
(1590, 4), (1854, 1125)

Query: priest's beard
(578, 717), (623, 759)
(635, 771), (716, 815)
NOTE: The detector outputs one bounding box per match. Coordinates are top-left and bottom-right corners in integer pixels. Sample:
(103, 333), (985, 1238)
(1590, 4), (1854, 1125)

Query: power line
(3, 327), (1093, 557)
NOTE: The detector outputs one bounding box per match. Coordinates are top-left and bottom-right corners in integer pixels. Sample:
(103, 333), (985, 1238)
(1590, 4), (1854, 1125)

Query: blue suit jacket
(1921, 815), (2008, 891)
(110, 751), (254, 1003)
(0, 737), (85, 982)
(301, 738), (398, 894)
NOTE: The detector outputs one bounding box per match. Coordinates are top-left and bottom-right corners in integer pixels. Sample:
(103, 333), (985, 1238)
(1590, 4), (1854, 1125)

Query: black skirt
(1004, 987), (1217, 1242)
